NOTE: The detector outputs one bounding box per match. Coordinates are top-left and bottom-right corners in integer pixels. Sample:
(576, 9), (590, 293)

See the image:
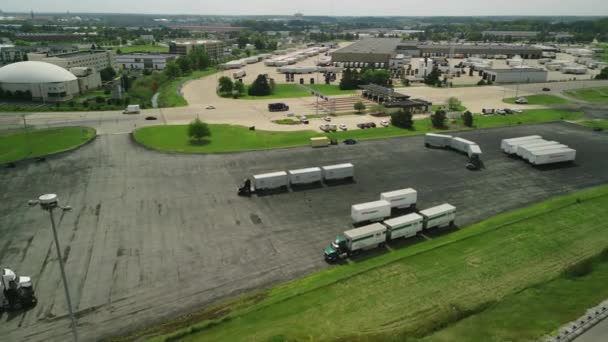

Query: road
(0, 122), (607, 341)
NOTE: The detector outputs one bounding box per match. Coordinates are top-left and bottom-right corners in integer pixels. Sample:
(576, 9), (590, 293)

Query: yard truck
(324, 223), (387, 262)
(238, 171), (289, 196)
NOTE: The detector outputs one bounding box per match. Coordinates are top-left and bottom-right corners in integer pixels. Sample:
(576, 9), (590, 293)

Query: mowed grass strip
(158, 69), (218, 107)
(503, 94), (572, 105)
(152, 185), (608, 342)
(0, 126), (96, 164)
(238, 84), (357, 100)
(577, 119), (608, 130)
(565, 87), (608, 103)
(133, 109), (582, 154)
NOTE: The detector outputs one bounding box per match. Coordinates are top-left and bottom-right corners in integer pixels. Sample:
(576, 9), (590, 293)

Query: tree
(99, 67), (117, 82)
(189, 46), (210, 70)
(391, 109), (414, 129)
(354, 101), (366, 113)
(164, 60), (181, 79)
(431, 109), (447, 129)
(371, 104), (387, 116)
(463, 110), (474, 127)
(176, 56), (192, 75)
(218, 76), (234, 94)
(248, 74), (272, 96)
(237, 35), (249, 49)
(424, 67), (441, 86)
(339, 69), (357, 90)
(188, 118), (211, 142)
(596, 67), (608, 80)
(234, 81), (245, 97)
(446, 97), (462, 111)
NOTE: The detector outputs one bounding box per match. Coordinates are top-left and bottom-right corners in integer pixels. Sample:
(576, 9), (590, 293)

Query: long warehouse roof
(333, 38), (403, 55)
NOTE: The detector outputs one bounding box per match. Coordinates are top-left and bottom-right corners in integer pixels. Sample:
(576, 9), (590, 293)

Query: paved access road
(0, 122), (607, 341)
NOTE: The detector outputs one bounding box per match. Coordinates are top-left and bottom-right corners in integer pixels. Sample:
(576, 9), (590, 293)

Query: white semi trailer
(528, 147), (576, 165)
(501, 135), (543, 154)
(288, 167), (322, 185)
(380, 188), (417, 210)
(351, 200), (391, 224)
(424, 133), (453, 147)
(252, 172), (289, 191)
(521, 144), (568, 162)
(383, 213), (424, 240)
(419, 203), (456, 230)
(322, 163), (354, 181)
(515, 140), (560, 157)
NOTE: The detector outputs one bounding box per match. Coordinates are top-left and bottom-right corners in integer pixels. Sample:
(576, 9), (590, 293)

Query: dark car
(357, 123), (367, 129)
(344, 139), (357, 145)
(145, 116), (157, 120)
(542, 87), (551, 91)
(369, 122), (377, 128)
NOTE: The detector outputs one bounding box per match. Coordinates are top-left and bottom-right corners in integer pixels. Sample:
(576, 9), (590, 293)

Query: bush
(95, 96), (105, 104)
(248, 74), (272, 96)
(463, 110), (474, 127)
(391, 109), (414, 129)
(188, 118), (211, 142)
(431, 110), (447, 129)
(354, 101), (366, 113)
(477, 79), (487, 86)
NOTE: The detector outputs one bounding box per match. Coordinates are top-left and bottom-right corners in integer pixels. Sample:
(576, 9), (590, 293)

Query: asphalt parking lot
(1, 122), (607, 341)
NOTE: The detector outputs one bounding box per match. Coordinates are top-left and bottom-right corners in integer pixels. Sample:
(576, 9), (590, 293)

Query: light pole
(29, 194), (78, 342)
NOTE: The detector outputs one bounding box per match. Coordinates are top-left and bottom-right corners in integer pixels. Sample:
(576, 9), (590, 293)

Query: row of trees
(339, 68), (392, 90)
(218, 77), (246, 98)
(164, 46), (211, 79)
(217, 74), (276, 98)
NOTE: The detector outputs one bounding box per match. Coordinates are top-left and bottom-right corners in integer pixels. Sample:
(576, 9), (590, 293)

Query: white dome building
(0, 61), (82, 102)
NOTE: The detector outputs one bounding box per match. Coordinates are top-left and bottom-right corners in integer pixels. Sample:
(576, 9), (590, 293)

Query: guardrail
(544, 299), (608, 342)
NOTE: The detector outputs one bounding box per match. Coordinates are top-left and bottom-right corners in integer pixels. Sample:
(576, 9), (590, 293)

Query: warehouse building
(417, 44), (543, 59)
(116, 53), (180, 70)
(169, 40), (224, 60)
(481, 68), (548, 84)
(331, 38), (403, 69)
(27, 50), (116, 72)
(0, 61), (101, 102)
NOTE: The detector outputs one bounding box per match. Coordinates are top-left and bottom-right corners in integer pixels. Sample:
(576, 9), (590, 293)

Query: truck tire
(449, 220), (455, 228)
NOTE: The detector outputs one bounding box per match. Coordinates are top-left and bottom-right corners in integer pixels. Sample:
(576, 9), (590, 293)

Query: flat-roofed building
(482, 68), (548, 84)
(27, 50), (116, 72)
(116, 53), (180, 70)
(418, 43), (543, 59)
(331, 38), (403, 69)
(169, 40), (224, 60)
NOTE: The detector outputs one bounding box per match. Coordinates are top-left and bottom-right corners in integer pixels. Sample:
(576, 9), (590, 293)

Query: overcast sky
(3, 0), (608, 16)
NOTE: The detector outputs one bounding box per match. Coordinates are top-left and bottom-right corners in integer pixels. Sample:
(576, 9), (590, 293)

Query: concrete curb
(544, 299), (608, 342)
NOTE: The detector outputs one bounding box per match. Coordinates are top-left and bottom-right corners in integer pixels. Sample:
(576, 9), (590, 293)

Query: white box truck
(123, 104), (141, 114)
(322, 163), (354, 181)
(521, 144), (568, 162)
(383, 213), (424, 240)
(288, 167), (322, 185)
(500, 135), (543, 154)
(425, 133), (453, 148)
(380, 188), (417, 209)
(419, 203), (456, 229)
(324, 223), (387, 261)
(233, 69), (246, 79)
(252, 171), (289, 191)
(351, 200), (391, 224)
(529, 147), (576, 165)
(310, 137), (330, 148)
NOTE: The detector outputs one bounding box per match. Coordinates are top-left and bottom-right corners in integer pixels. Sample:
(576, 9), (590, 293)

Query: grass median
(133, 109), (582, 154)
(233, 84), (357, 100)
(157, 69), (218, 107)
(503, 94), (571, 105)
(0, 126), (96, 164)
(564, 87), (608, 103)
(141, 185), (608, 342)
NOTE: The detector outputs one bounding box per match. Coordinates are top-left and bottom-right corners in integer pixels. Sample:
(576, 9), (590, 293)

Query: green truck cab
(324, 235), (347, 261)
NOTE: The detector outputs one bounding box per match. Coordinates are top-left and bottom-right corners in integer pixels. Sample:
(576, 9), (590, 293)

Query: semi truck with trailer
(351, 200), (392, 224)
(252, 172), (289, 191)
(321, 163), (354, 181)
(425, 134), (483, 169)
(288, 167), (322, 185)
(380, 188), (417, 210)
(324, 223), (387, 261)
(424, 133), (453, 148)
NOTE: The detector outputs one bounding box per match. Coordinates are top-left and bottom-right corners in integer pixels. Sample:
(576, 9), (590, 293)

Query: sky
(3, 0), (608, 17)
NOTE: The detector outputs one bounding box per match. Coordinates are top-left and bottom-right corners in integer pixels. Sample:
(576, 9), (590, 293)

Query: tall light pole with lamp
(29, 194), (78, 342)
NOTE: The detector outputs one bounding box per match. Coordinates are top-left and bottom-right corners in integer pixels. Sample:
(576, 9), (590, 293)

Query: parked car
(287, 113), (295, 117)
(380, 120), (389, 127)
(357, 123), (367, 129)
(504, 108), (513, 114)
(145, 116), (157, 120)
(324, 116), (332, 122)
(542, 87), (551, 91)
(513, 109), (523, 113)
(300, 116), (309, 124)
(205, 105), (216, 110)
(368, 122), (377, 128)
(339, 124), (347, 131)
(344, 139), (357, 145)
(514, 98), (528, 104)
(496, 109), (506, 115)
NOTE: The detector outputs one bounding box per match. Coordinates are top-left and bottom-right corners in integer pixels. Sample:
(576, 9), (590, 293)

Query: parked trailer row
(238, 163), (354, 195)
(325, 203), (456, 261)
(351, 188), (417, 224)
(501, 136), (576, 165)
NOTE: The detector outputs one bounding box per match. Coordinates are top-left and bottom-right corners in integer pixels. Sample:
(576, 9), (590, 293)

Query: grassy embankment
(0, 127), (96, 164)
(133, 109), (583, 153)
(577, 119), (608, 130)
(128, 185), (608, 342)
(157, 68), (218, 107)
(503, 94), (572, 105)
(565, 87), (608, 103)
(224, 84), (357, 100)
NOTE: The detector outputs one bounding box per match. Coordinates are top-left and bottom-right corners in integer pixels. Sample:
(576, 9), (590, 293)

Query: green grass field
(578, 119), (608, 130)
(0, 127), (96, 164)
(565, 87), (608, 103)
(112, 45), (169, 54)
(503, 94), (571, 105)
(144, 185), (608, 342)
(133, 109), (582, 154)
(237, 84), (357, 100)
(157, 69), (218, 107)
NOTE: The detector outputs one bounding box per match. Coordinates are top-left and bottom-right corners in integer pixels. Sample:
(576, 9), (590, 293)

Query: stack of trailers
(352, 188), (417, 224)
(501, 135), (576, 165)
(239, 163), (354, 195)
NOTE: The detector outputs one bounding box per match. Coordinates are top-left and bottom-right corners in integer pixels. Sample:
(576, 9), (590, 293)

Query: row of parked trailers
(325, 188), (456, 261)
(501, 135), (576, 165)
(239, 163), (354, 195)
